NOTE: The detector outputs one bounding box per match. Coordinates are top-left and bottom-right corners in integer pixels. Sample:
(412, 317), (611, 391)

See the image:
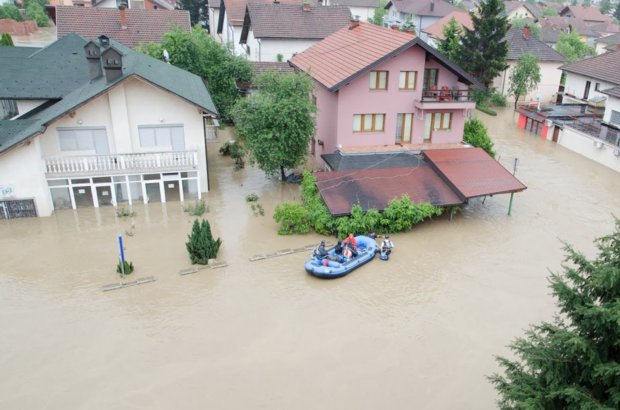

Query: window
(584, 81), (591, 100)
(396, 113), (414, 142)
(58, 128), (109, 154)
(138, 125), (185, 150)
(399, 71), (417, 90)
(353, 114), (385, 132)
(432, 112), (452, 130)
(369, 71), (388, 90)
(423, 68), (439, 90)
(595, 82), (600, 91)
(611, 110), (620, 126)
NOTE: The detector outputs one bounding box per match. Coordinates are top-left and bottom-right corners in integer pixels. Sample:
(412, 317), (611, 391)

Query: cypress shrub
(186, 219), (222, 264)
(0, 33), (14, 47)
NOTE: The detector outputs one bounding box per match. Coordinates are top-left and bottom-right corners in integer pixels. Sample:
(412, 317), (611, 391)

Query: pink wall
(313, 82), (339, 160)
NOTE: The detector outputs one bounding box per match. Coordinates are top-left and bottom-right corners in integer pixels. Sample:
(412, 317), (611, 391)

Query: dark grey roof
(505, 26), (566, 62)
(596, 32), (620, 45)
(560, 50), (620, 85)
(322, 150), (426, 171)
(331, 0), (379, 7)
(0, 34), (218, 154)
(241, 3), (351, 40)
(599, 85), (620, 98)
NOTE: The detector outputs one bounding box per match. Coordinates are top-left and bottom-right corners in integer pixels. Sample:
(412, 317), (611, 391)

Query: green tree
(0, 33), (14, 47)
(25, 2), (50, 27)
(600, 0), (613, 14)
(542, 7), (558, 16)
(459, 0), (509, 86)
(0, 4), (22, 21)
(232, 71), (316, 180)
(556, 31), (596, 62)
(583, 0), (592, 7)
(177, 0), (207, 27)
(138, 28), (252, 122)
(463, 118), (496, 157)
(616, 3), (620, 22)
(186, 219), (222, 265)
(508, 53), (541, 109)
(510, 19), (542, 40)
(437, 17), (463, 63)
(368, 0), (387, 26)
(490, 220), (620, 409)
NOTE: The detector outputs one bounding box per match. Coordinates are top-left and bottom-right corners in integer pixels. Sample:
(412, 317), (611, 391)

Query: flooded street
(1, 109), (619, 409)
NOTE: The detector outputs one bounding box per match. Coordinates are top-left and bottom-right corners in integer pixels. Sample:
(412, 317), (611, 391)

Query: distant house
(560, 50), (620, 107)
(502, 1), (540, 21)
(239, 2), (351, 61)
(0, 35), (218, 218)
(290, 21), (483, 163)
(540, 15), (599, 46)
(384, 0), (460, 38)
(595, 33), (620, 55)
(493, 26), (565, 103)
(329, 0), (379, 22)
(53, 6), (191, 48)
(559, 5), (613, 26)
(46, 0), (175, 9)
(421, 10), (472, 48)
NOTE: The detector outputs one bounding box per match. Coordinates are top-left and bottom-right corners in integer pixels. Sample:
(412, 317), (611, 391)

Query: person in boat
(314, 241), (328, 259)
(380, 235), (394, 259)
(342, 233), (358, 258)
(327, 241), (345, 262)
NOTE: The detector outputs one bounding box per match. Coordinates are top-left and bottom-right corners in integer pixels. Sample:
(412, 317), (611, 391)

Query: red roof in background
(290, 21), (416, 91)
(560, 5), (613, 23)
(315, 166), (463, 216)
(223, 0), (300, 26)
(423, 148), (527, 199)
(55, 6), (191, 48)
(422, 11), (472, 40)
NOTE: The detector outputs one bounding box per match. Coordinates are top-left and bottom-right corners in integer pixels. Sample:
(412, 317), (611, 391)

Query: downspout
(257, 38), (262, 62)
(228, 24), (235, 53)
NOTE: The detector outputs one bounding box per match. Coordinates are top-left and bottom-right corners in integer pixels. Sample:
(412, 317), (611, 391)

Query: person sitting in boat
(380, 235), (394, 259)
(342, 233), (358, 258)
(314, 241), (328, 259)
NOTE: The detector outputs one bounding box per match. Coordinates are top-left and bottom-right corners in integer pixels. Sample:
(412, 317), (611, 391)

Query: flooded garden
(1, 108), (619, 409)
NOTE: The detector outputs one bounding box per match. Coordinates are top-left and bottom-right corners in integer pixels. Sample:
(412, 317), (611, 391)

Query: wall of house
(37, 77), (209, 192)
(493, 61), (564, 103)
(220, 14), (245, 57)
(558, 126), (620, 172)
(209, 7), (220, 39)
(507, 7), (535, 20)
(603, 95), (620, 124)
(257, 38), (319, 62)
(0, 139), (53, 216)
(333, 46), (467, 149)
(15, 99), (49, 118)
(563, 72), (615, 103)
(349, 6), (374, 22)
(313, 82), (339, 161)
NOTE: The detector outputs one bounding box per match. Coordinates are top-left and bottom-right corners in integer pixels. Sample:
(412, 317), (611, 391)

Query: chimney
(349, 17), (360, 30)
(303, 1), (311, 11)
(430, 0), (434, 12)
(98, 34), (110, 48)
(273, 0), (279, 3)
(119, 1), (128, 30)
(83, 41), (103, 80)
(101, 47), (123, 83)
(523, 26), (531, 40)
(391, 24), (400, 31)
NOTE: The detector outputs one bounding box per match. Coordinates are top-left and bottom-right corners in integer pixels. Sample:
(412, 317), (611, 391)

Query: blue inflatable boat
(305, 235), (377, 279)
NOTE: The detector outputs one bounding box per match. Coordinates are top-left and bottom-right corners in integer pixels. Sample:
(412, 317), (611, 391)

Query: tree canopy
(556, 31), (596, 63)
(368, 0), (387, 26)
(463, 118), (496, 157)
(599, 0), (613, 15)
(510, 18), (542, 40)
(437, 17), (463, 63)
(177, 0), (207, 27)
(508, 53), (541, 109)
(459, 0), (509, 86)
(490, 220), (620, 409)
(0, 33), (14, 47)
(138, 28), (252, 122)
(232, 71), (316, 180)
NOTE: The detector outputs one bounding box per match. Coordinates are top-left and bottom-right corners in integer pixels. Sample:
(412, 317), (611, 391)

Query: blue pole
(118, 233), (125, 278)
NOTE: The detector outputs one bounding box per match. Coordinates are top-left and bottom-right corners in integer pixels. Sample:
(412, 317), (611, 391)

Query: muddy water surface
(1, 110), (619, 409)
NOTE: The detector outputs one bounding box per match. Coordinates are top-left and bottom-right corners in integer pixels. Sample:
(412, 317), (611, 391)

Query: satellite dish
(163, 49), (170, 63)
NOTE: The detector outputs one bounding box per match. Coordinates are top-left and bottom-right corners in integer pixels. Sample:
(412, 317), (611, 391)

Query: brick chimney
(349, 17), (359, 30)
(119, 1), (128, 30)
(523, 26), (531, 40)
(303, 1), (311, 11)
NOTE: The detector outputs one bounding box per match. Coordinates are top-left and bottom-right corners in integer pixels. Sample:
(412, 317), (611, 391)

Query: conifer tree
(186, 219), (222, 265)
(437, 17), (462, 64)
(490, 220), (620, 409)
(458, 0), (509, 86)
(0, 33), (14, 47)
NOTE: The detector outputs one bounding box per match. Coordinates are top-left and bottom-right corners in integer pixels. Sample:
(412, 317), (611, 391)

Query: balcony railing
(45, 150), (199, 176)
(421, 88), (473, 102)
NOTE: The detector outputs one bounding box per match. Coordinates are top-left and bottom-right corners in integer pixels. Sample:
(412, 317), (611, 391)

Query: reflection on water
(1, 112), (619, 409)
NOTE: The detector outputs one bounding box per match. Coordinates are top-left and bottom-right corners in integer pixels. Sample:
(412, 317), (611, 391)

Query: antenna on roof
(163, 49), (170, 64)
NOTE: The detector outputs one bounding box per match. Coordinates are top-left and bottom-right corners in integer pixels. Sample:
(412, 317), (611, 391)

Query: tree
(232, 71), (316, 181)
(556, 31), (596, 62)
(186, 219), (222, 265)
(368, 0), (387, 26)
(138, 28), (252, 122)
(459, 0), (509, 86)
(583, 0), (592, 7)
(0, 33), (14, 47)
(510, 19), (542, 39)
(177, 0), (207, 27)
(615, 2), (620, 21)
(490, 220), (620, 409)
(542, 7), (558, 16)
(463, 119), (496, 157)
(508, 53), (541, 109)
(0, 4), (22, 21)
(25, 1), (50, 27)
(600, 0), (613, 14)
(437, 17), (463, 63)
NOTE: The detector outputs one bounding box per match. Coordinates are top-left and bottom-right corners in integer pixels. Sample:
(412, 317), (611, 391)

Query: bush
(25, 2), (50, 27)
(0, 4), (22, 21)
(116, 260), (134, 275)
(273, 202), (311, 234)
(0, 33), (14, 47)
(115, 207), (136, 218)
(464, 118), (496, 157)
(489, 92), (507, 107)
(184, 199), (208, 216)
(186, 219), (222, 265)
(476, 104), (498, 116)
(219, 140), (245, 169)
(245, 193), (259, 202)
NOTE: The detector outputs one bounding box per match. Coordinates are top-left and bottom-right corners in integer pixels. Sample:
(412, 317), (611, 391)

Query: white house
(384, 0), (460, 38)
(560, 50), (620, 106)
(329, 0), (379, 22)
(239, 1), (351, 62)
(0, 34), (218, 219)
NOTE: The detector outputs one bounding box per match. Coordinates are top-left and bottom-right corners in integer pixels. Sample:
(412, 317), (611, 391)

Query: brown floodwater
(1, 110), (619, 409)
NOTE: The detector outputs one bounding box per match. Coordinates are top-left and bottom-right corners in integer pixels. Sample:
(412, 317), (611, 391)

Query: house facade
(560, 50), (620, 106)
(328, 0), (379, 22)
(290, 21), (482, 163)
(421, 10), (472, 48)
(384, 0), (460, 39)
(0, 35), (217, 219)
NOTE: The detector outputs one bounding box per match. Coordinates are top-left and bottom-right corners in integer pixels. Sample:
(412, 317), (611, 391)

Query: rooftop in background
(505, 26), (566, 62)
(385, 0), (460, 18)
(54, 6), (191, 48)
(220, 0), (300, 27)
(503, 1), (541, 19)
(421, 11), (473, 41)
(241, 2), (351, 40)
(560, 49), (620, 86)
(251, 61), (295, 77)
(290, 21), (484, 92)
(599, 85), (620, 99)
(559, 5), (613, 24)
(540, 15), (598, 39)
(330, 0), (379, 7)
(595, 32), (620, 46)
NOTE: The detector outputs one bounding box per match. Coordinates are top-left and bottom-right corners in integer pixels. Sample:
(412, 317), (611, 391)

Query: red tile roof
(387, 0), (460, 17)
(560, 6), (613, 23)
(222, 0), (300, 26)
(251, 61), (295, 76)
(55, 6), (191, 48)
(421, 11), (472, 40)
(290, 21), (416, 90)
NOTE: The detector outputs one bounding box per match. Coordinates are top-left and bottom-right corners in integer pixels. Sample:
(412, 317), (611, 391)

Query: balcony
(414, 88), (476, 110)
(45, 150), (199, 177)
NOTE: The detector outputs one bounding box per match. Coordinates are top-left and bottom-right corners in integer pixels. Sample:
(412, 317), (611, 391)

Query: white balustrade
(44, 151), (199, 175)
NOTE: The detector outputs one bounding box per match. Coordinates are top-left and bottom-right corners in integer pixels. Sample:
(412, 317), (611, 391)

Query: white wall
(249, 37), (318, 62)
(219, 13), (245, 57)
(15, 100), (49, 118)
(603, 95), (620, 124)
(349, 6), (375, 22)
(494, 61), (564, 103)
(559, 126), (620, 173)
(209, 7), (220, 40)
(563, 72), (615, 103)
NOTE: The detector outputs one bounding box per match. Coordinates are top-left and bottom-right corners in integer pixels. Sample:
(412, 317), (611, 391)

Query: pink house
(289, 20), (484, 163)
